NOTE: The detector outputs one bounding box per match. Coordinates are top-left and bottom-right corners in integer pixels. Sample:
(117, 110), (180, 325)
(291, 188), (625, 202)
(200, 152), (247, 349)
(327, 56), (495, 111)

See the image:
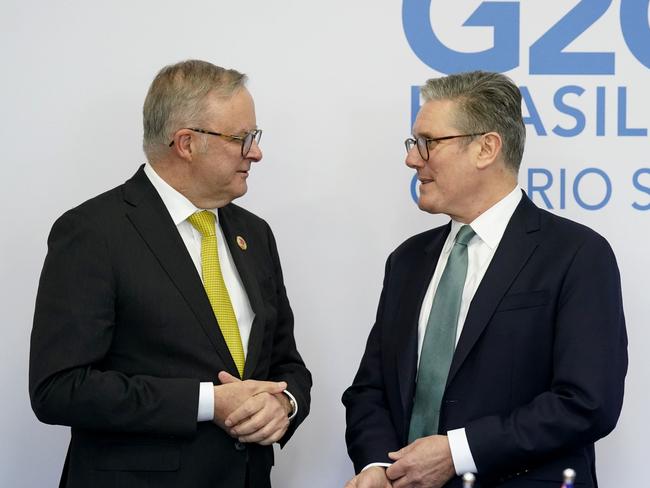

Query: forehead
(413, 99), (459, 136)
(204, 87), (257, 131)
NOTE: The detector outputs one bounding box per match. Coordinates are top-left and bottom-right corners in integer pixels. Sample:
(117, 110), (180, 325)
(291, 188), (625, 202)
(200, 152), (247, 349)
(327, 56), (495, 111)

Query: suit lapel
(393, 224), (450, 433)
(218, 205), (265, 380)
(122, 167), (239, 374)
(447, 194), (542, 385)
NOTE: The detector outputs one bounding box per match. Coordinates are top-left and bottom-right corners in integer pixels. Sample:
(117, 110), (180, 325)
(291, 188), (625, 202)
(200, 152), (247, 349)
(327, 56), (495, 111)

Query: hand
(224, 389), (291, 445)
(386, 435), (455, 488)
(213, 371), (286, 431)
(344, 466), (393, 488)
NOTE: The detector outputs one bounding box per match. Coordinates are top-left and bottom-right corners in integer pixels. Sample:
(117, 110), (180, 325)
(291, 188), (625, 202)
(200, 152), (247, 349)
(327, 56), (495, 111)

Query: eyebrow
(235, 125), (258, 134)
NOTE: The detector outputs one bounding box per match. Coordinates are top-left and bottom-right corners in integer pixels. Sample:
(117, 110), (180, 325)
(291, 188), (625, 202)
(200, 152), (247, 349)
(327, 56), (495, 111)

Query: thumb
(218, 371), (241, 384)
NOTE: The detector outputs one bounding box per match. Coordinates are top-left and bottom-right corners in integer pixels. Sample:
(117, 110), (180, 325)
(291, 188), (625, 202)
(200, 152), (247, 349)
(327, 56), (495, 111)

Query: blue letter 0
(402, 0), (519, 73)
(573, 168), (612, 210)
(620, 0), (650, 68)
(530, 0), (615, 74)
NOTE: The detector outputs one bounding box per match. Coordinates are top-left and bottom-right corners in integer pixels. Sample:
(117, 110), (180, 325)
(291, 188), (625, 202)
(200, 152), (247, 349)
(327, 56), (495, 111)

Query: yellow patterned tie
(188, 210), (245, 377)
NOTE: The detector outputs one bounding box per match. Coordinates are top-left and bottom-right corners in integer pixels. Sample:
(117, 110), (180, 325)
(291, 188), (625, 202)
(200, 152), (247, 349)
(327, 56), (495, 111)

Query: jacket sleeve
(263, 222), (312, 446)
(29, 209), (199, 436)
(342, 255), (403, 473)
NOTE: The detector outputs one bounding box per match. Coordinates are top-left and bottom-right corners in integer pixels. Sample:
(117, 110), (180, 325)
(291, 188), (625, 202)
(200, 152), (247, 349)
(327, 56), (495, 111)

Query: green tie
(408, 224), (476, 442)
(188, 211), (245, 377)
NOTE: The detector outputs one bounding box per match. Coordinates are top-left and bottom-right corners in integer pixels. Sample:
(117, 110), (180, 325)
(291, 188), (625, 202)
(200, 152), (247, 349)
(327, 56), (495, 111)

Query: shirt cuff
(197, 382), (214, 422)
(283, 389), (298, 420)
(362, 462), (392, 471)
(447, 428), (478, 475)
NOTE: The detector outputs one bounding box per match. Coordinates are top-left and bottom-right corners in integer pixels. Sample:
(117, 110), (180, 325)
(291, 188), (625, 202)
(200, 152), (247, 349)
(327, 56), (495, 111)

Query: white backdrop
(1, 1), (648, 486)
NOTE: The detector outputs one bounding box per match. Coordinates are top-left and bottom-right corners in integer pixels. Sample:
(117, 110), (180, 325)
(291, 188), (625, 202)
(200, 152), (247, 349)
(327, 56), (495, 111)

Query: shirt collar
(143, 162), (217, 225)
(448, 186), (522, 251)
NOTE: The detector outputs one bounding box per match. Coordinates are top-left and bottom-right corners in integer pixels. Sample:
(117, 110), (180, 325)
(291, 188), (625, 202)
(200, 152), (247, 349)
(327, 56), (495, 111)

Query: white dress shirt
(363, 185), (522, 475)
(418, 185), (522, 475)
(143, 163), (297, 422)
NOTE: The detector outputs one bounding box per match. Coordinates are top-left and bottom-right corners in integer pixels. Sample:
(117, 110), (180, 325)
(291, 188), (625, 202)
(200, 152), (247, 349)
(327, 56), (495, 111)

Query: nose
(405, 144), (424, 169)
(246, 139), (263, 162)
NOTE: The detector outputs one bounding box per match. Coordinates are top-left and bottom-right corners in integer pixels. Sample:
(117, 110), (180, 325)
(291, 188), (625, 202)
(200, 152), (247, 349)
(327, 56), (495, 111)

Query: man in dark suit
(29, 60), (311, 488)
(342, 71), (627, 488)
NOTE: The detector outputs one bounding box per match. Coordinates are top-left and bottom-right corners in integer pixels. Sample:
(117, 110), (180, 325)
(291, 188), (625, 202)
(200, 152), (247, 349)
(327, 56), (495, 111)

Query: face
(406, 99), (481, 221)
(187, 87), (262, 207)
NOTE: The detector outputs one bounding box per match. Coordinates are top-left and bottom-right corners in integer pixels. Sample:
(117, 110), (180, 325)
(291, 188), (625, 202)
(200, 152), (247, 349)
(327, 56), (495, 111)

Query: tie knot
(187, 210), (216, 237)
(455, 225), (475, 246)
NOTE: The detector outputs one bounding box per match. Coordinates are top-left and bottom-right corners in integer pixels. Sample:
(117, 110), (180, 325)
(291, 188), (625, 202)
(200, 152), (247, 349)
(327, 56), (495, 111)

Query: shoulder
(536, 206), (615, 256)
(50, 183), (126, 234)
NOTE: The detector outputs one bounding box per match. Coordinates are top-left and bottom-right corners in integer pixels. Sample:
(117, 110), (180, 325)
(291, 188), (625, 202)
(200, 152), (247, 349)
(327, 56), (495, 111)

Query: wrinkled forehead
(413, 98), (461, 136)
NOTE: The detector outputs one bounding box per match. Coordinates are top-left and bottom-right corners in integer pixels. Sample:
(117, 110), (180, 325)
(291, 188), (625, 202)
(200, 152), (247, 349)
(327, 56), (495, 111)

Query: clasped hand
(343, 435), (455, 488)
(213, 371), (291, 445)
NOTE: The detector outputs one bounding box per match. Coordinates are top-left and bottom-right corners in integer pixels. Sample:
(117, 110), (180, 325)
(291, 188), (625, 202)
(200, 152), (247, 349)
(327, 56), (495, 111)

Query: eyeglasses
(169, 128), (263, 157)
(404, 133), (485, 161)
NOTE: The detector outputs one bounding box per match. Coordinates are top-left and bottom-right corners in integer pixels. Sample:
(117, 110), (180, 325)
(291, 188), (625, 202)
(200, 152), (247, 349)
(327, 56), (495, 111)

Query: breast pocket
(496, 290), (549, 312)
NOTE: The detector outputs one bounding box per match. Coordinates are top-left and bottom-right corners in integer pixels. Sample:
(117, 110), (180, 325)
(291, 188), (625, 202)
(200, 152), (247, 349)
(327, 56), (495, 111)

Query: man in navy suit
(30, 60), (311, 487)
(342, 71), (627, 488)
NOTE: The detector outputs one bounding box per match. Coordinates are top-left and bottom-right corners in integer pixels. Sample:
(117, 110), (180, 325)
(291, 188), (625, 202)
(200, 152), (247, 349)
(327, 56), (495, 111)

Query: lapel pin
(236, 235), (248, 251)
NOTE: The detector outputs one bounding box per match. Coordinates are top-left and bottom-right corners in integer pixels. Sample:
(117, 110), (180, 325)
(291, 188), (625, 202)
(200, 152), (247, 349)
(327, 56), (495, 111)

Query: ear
(475, 132), (502, 170)
(169, 129), (196, 161)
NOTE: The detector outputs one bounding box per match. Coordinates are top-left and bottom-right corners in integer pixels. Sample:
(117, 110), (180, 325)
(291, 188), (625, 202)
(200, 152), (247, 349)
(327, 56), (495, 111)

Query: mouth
(418, 177), (434, 185)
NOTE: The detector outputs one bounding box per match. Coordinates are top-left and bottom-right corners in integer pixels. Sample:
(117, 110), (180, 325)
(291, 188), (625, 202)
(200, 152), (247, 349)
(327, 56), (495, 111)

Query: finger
(231, 399), (284, 436)
(344, 478), (356, 488)
(385, 460), (405, 481)
(228, 392), (286, 433)
(256, 422), (289, 445)
(355, 473), (372, 488)
(389, 440), (415, 460)
(225, 396), (265, 428)
(238, 390), (282, 422)
(248, 379), (287, 395)
(233, 399), (287, 441)
(387, 448), (403, 460)
(354, 470), (385, 488)
(392, 477), (408, 488)
(218, 371), (241, 384)
(237, 418), (284, 444)
(232, 412), (270, 437)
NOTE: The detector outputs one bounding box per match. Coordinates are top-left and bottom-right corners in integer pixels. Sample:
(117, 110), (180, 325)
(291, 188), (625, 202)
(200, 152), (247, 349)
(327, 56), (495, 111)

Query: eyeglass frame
(168, 128), (263, 157)
(404, 132), (486, 161)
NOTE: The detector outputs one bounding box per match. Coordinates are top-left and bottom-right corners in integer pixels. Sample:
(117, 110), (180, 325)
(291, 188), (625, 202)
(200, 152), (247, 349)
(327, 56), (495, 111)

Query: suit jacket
(342, 193), (627, 487)
(29, 166), (311, 488)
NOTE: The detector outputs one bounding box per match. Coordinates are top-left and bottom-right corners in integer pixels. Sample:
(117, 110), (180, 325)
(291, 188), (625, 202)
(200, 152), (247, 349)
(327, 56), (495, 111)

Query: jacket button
(234, 441), (246, 451)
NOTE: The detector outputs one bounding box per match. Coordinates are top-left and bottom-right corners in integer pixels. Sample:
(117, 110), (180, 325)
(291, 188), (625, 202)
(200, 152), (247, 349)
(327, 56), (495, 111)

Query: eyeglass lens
(242, 131), (262, 157)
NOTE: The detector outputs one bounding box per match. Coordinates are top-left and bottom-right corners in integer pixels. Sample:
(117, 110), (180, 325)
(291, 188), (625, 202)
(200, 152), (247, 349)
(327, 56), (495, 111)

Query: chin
(417, 198), (441, 215)
(230, 184), (248, 201)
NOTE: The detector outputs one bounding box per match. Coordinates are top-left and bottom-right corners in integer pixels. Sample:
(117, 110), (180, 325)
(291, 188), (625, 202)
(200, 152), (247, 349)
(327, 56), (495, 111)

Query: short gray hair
(143, 60), (247, 160)
(421, 71), (525, 172)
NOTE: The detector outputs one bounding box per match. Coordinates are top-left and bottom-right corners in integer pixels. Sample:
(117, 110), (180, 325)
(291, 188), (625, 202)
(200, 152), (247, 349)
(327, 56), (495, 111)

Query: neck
(453, 176), (517, 223)
(148, 159), (230, 209)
